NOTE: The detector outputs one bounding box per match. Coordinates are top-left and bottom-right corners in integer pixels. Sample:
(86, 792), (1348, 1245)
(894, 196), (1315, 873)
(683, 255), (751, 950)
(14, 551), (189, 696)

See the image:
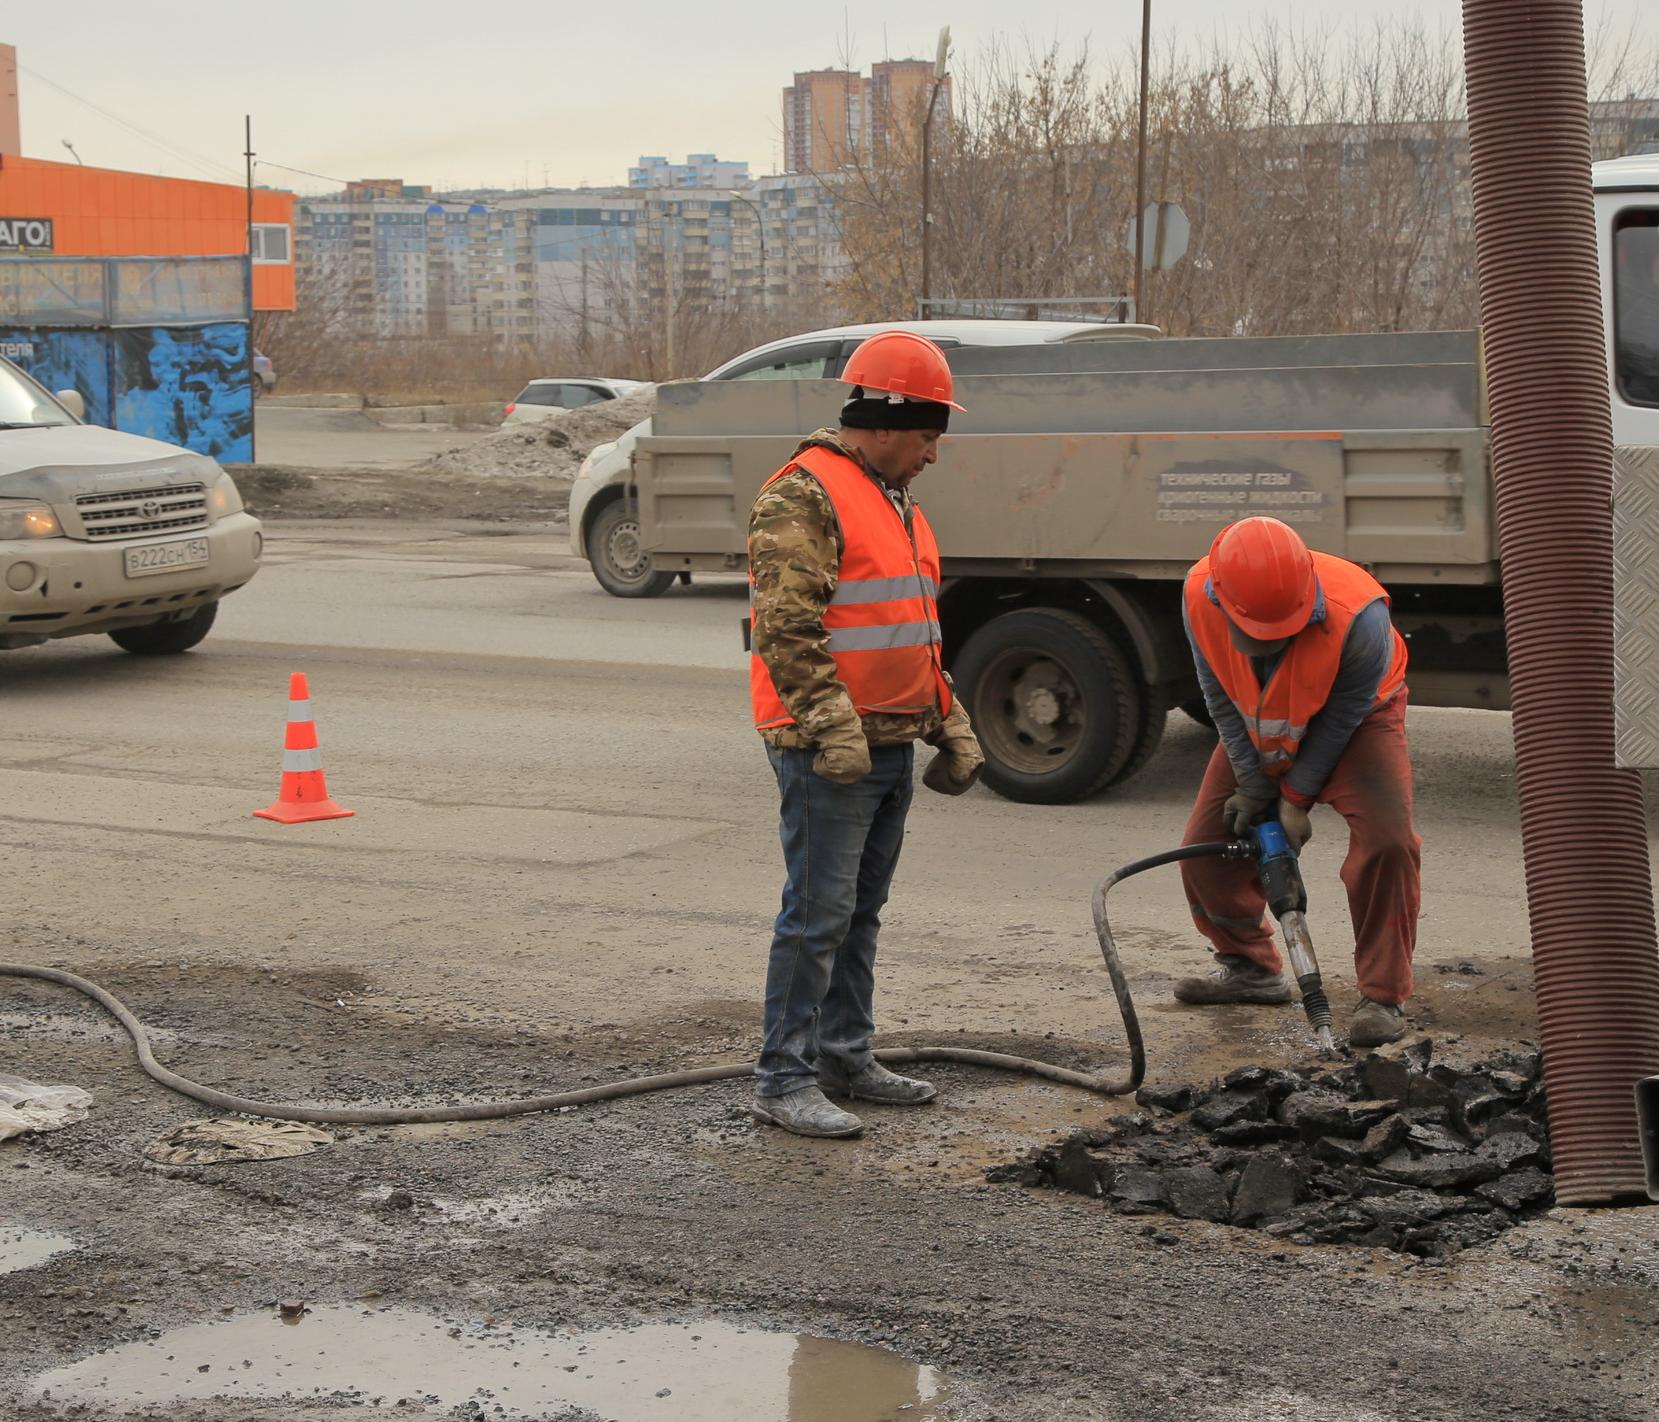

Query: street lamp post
(730, 191), (767, 311)
(1132, 0), (1152, 323)
(920, 25), (951, 316)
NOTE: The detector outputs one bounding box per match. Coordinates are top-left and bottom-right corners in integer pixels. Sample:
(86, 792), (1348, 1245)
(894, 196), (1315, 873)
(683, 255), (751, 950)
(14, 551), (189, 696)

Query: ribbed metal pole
(1462, 0), (1659, 1204)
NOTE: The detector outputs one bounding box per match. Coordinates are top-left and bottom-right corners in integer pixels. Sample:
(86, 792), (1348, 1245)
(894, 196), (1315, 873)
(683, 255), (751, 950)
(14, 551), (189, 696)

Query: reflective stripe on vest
(749, 444), (951, 729)
(1183, 549), (1407, 778)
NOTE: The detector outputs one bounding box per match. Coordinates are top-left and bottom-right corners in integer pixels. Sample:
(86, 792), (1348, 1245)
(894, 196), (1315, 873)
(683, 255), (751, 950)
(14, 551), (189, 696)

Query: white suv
(0, 357), (262, 654)
(568, 319), (1155, 597)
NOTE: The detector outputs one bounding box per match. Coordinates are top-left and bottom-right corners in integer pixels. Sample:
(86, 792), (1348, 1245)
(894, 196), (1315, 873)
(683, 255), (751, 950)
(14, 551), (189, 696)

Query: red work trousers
(1179, 692), (1421, 1005)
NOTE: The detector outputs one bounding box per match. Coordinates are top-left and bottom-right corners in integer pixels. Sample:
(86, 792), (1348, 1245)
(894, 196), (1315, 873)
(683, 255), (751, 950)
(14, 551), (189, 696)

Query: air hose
(0, 839), (1262, 1127)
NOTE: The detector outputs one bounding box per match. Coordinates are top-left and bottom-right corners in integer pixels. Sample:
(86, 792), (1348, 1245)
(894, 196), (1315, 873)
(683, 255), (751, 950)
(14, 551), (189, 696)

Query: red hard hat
(840, 330), (965, 411)
(1208, 517), (1317, 640)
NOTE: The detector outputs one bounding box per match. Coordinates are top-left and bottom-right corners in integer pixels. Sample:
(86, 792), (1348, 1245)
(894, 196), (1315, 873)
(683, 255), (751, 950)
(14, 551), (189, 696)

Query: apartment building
(783, 60), (950, 173)
(298, 161), (846, 345)
(629, 154), (751, 189)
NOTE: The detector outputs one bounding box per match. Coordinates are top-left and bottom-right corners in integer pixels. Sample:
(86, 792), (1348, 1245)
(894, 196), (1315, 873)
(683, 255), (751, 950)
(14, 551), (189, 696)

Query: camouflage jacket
(748, 428), (973, 749)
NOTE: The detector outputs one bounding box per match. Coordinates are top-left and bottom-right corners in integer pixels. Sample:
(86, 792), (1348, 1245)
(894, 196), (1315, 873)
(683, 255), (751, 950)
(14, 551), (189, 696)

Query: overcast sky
(6, 1), (1656, 195)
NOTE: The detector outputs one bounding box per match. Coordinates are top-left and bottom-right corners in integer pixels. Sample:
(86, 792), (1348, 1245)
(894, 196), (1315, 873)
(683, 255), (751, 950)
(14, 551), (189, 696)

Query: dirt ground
(3, 510), (1658, 1418)
(231, 462), (573, 523)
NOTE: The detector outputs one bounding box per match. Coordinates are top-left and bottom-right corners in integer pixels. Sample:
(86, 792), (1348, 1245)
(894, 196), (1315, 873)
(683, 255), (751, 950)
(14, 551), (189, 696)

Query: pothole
(989, 1039), (1553, 1257)
(31, 1306), (952, 1419)
(0, 1228), (76, 1275)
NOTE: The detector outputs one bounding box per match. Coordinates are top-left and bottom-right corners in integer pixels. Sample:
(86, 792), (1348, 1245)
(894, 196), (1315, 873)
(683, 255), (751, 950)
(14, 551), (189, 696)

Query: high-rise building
(783, 62), (951, 173)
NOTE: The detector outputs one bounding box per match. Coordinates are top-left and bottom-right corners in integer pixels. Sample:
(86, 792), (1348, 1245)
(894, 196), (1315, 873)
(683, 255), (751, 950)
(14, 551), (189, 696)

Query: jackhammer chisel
(1245, 820), (1337, 1055)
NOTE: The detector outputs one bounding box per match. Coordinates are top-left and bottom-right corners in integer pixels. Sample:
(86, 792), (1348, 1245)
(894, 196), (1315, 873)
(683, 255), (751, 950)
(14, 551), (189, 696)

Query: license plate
(124, 537), (209, 579)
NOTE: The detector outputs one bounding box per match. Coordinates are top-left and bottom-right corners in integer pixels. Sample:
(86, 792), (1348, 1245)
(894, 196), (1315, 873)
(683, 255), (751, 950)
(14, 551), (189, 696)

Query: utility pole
(579, 251), (590, 361)
(662, 208), (676, 379)
(244, 114), (257, 462)
(1132, 0), (1151, 324)
(920, 25), (950, 316)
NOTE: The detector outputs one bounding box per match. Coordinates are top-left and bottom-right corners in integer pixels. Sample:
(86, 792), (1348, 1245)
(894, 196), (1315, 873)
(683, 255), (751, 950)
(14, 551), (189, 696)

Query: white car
(569, 319), (1157, 597)
(503, 377), (650, 427)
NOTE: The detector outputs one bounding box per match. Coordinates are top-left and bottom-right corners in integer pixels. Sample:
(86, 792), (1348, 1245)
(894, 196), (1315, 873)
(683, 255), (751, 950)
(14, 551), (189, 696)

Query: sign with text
(0, 217), (55, 254)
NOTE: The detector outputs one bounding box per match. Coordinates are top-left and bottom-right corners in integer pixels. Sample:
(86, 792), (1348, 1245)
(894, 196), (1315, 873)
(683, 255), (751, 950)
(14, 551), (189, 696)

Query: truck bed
(635, 330), (1496, 587)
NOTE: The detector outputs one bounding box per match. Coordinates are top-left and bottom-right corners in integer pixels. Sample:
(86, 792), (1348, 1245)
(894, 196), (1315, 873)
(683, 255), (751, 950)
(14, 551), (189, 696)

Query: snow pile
(417, 388), (655, 480)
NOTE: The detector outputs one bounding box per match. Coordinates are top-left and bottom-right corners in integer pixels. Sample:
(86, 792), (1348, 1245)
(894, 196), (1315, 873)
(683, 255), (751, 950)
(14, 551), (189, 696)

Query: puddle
(32, 1306), (951, 1420)
(0, 1227), (76, 1275)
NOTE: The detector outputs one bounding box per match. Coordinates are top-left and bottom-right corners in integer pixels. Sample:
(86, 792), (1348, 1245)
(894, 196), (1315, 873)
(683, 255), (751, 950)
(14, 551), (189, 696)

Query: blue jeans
(756, 742), (915, 1097)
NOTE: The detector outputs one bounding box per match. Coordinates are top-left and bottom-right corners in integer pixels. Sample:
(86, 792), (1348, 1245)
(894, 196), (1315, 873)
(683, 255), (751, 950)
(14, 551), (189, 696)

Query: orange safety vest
(750, 443), (952, 729)
(1184, 550), (1407, 778)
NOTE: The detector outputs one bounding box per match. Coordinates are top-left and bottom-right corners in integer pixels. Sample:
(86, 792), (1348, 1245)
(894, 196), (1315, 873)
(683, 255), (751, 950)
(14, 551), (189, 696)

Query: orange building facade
(0, 155), (295, 310)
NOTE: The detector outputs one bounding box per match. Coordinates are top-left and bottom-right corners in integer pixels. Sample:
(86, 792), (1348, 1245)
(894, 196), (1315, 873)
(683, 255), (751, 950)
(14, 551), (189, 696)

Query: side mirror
(55, 389), (86, 421)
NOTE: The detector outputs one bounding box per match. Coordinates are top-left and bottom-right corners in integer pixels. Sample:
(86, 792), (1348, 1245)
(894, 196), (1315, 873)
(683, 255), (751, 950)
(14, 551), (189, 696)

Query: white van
(0, 356), (262, 654)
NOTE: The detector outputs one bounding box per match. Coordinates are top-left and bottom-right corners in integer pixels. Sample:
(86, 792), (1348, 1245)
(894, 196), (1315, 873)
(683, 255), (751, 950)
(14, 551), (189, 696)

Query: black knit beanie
(839, 385), (952, 432)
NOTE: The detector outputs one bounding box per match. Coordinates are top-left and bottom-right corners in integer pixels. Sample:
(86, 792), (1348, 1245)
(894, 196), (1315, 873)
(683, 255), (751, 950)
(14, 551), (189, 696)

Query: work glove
(1223, 790), (1275, 839)
(922, 700), (985, 796)
(812, 718), (872, 785)
(1277, 797), (1313, 852)
(923, 734), (984, 796)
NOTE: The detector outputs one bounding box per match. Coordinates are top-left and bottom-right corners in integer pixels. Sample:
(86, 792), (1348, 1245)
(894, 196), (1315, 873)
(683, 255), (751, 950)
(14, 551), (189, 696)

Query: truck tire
(1112, 682), (1171, 787)
(588, 498), (676, 598)
(108, 602), (218, 655)
(953, 608), (1140, 804)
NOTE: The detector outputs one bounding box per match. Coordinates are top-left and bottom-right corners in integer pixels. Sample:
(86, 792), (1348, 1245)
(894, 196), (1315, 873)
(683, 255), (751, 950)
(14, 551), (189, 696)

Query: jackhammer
(1091, 819), (1336, 1058)
(1, 823), (1339, 1126)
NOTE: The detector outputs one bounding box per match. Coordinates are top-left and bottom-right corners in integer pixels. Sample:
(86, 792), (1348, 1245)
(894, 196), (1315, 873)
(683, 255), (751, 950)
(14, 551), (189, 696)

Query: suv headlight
(0, 503), (63, 540)
(208, 471), (244, 517)
(576, 441), (618, 481)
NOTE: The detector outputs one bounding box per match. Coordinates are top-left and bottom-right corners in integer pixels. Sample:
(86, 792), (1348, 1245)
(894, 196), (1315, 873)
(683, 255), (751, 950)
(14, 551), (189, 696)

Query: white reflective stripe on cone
(282, 748), (323, 772)
(830, 575), (940, 606)
(286, 701), (313, 722)
(825, 619), (943, 652)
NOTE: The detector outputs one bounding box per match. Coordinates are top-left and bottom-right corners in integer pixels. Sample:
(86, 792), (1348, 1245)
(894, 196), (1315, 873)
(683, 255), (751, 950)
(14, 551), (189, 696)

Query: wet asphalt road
(3, 519), (1658, 1421)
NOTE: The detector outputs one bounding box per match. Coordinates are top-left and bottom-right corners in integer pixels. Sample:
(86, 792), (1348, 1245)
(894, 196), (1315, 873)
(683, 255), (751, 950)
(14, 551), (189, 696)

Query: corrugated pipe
(1462, 0), (1659, 1204)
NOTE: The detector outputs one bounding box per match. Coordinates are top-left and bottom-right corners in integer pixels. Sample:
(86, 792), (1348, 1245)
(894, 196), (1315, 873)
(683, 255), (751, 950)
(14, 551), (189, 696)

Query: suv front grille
(75, 483), (208, 541)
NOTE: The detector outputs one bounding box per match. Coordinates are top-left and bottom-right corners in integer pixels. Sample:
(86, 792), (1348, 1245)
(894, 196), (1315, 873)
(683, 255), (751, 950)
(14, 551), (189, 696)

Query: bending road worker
(747, 330), (985, 1139)
(1175, 516), (1421, 1049)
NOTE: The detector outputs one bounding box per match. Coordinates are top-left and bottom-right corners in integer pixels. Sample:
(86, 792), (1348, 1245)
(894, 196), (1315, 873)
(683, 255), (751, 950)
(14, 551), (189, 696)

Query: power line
(255, 159), (351, 188)
(21, 65), (242, 183)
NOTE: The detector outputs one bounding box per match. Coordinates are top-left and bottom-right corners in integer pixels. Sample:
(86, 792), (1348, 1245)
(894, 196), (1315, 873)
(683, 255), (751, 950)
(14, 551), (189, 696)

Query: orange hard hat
(1207, 517), (1318, 640)
(840, 330), (965, 412)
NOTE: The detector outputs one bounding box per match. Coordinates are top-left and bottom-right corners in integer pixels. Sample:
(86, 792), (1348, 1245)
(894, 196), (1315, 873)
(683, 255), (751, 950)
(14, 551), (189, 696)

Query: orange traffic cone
(253, 672), (355, 824)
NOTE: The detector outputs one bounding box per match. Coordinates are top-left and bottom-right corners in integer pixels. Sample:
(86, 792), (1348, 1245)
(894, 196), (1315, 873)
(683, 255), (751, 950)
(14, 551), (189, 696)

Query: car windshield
(0, 360), (74, 427)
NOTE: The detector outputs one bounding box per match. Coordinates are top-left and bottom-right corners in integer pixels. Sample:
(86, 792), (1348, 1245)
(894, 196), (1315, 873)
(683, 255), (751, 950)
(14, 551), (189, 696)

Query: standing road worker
(747, 330), (985, 1139)
(1175, 516), (1420, 1048)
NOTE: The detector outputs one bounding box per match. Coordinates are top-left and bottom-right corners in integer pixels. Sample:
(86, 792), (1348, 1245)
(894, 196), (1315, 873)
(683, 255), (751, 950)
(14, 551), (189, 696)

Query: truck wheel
(588, 498), (676, 598)
(953, 608), (1140, 804)
(1180, 697), (1217, 730)
(109, 602), (218, 655)
(1112, 682), (1171, 787)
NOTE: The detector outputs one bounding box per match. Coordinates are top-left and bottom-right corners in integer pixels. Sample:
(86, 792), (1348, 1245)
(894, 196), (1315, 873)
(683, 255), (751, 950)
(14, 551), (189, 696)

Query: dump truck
(628, 155), (1659, 804)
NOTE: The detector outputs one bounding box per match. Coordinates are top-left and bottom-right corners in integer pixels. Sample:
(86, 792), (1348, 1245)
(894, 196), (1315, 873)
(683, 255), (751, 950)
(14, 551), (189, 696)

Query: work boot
(751, 1086), (863, 1138)
(817, 1060), (937, 1105)
(1349, 997), (1409, 1049)
(1173, 954), (1293, 1006)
